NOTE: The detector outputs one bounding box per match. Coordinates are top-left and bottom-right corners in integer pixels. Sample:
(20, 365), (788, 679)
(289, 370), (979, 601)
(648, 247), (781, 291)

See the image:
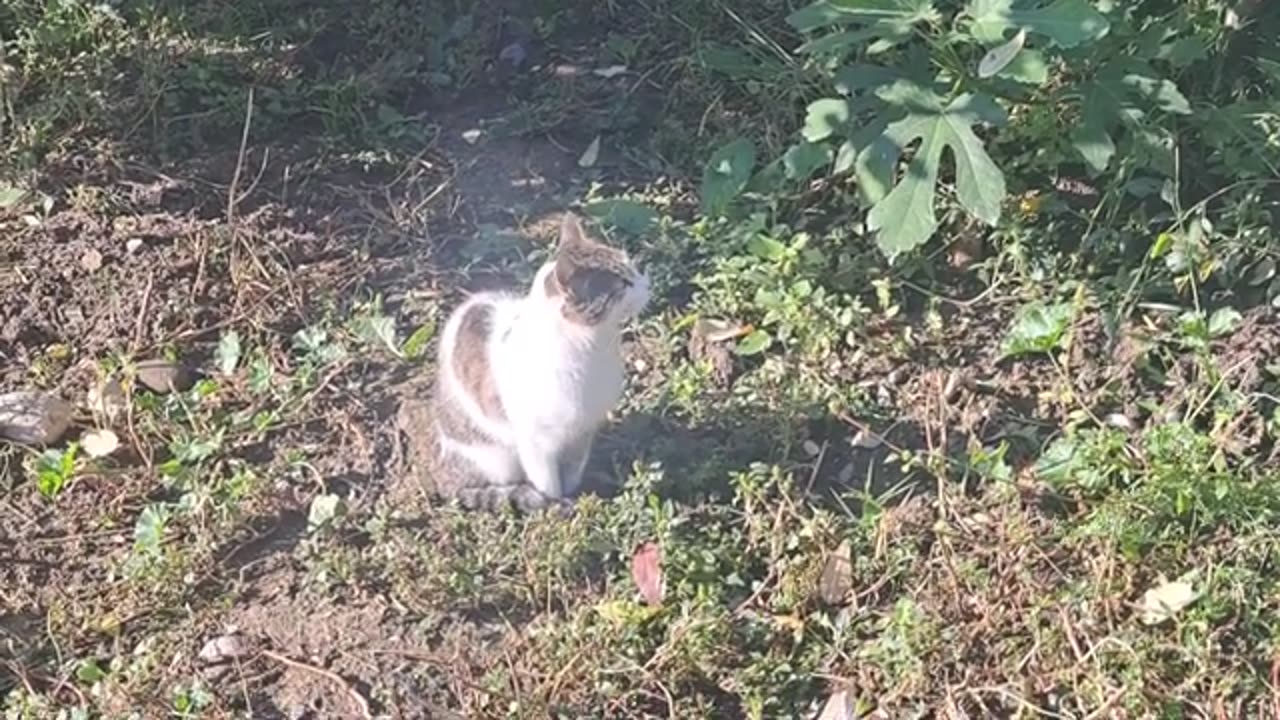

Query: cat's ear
(558, 212), (588, 250)
(554, 213), (588, 287)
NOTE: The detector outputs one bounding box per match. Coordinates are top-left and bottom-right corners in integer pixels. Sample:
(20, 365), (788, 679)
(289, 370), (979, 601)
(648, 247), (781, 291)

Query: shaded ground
(4, 2), (1280, 719)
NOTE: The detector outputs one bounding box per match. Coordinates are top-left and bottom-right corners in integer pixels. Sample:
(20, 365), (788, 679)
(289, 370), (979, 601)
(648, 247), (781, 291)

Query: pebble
(79, 248), (103, 273)
(135, 359), (193, 393)
(125, 238), (144, 255)
(198, 634), (252, 664)
(0, 391), (73, 445)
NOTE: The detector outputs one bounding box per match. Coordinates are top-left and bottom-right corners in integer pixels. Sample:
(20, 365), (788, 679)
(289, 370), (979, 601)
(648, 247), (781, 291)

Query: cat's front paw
(511, 485), (574, 517)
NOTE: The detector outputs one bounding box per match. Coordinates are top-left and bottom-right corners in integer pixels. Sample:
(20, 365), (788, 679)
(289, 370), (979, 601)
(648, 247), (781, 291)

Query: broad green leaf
(1002, 301), (1073, 357)
(783, 142), (832, 180)
(968, 0), (1109, 48)
(701, 138), (756, 216)
(1071, 93), (1115, 175)
(978, 27), (1026, 78)
(802, 98), (852, 142)
(861, 81), (1007, 256)
(584, 199), (659, 234)
(997, 49), (1049, 85)
(735, 329), (772, 355)
(787, 0), (939, 32)
(1121, 74), (1191, 115)
(833, 63), (904, 94)
(1070, 68), (1190, 174)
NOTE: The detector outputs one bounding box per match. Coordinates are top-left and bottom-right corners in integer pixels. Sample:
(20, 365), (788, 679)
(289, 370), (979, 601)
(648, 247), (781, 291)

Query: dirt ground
(4, 24), (1280, 720)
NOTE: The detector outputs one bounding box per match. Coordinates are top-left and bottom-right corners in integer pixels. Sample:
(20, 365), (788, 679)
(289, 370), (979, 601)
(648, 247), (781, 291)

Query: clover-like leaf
(968, 0), (1109, 48)
(859, 80), (1007, 257)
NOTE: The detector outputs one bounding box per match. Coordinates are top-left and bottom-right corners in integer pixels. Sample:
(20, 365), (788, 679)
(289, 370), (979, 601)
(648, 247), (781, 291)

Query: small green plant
(31, 443), (79, 500)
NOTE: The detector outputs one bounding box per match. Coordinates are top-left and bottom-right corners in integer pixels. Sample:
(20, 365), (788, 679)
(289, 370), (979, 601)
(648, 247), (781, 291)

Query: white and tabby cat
(427, 213), (650, 511)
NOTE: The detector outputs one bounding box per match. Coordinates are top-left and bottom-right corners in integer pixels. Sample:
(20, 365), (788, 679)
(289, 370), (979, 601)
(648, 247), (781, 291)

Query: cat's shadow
(581, 405), (925, 507)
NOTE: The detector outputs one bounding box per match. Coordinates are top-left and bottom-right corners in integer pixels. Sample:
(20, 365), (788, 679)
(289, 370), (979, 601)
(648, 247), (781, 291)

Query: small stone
(81, 428), (120, 458)
(80, 248), (103, 272)
(0, 391), (74, 445)
(198, 634), (252, 664)
(125, 238), (144, 255)
(135, 359), (193, 393)
(1106, 413), (1134, 430)
(803, 440), (822, 457)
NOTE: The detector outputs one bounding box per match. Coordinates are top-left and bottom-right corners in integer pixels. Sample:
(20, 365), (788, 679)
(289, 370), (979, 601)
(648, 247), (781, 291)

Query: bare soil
(4, 55), (1280, 720)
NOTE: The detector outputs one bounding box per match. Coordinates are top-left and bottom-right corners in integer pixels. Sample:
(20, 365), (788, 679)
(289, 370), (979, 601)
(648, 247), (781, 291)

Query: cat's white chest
(490, 303), (623, 438)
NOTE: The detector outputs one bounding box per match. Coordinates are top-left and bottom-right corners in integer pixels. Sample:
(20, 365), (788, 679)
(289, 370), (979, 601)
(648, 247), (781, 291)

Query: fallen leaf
(632, 541), (664, 606)
(818, 540), (854, 606)
(578, 135), (602, 168)
(1139, 576), (1200, 625)
(814, 688), (855, 720)
(81, 429), (120, 458)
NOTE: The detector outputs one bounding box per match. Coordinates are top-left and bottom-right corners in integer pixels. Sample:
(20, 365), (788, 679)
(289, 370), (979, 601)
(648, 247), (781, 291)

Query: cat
(425, 212), (650, 511)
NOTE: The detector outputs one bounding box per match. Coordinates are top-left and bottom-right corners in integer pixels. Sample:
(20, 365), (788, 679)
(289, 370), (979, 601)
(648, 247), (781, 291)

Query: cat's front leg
(560, 433), (594, 496)
(516, 434), (563, 500)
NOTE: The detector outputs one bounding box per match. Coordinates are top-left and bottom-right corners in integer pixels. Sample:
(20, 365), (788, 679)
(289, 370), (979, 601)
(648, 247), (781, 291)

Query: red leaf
(631, 541), (664, 606)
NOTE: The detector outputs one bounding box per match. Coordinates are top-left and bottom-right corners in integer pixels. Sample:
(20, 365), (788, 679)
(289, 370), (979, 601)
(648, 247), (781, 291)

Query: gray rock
(135, 359), (193, 393)
(0, 391), (73, 445)
(198, 634), (253, 664)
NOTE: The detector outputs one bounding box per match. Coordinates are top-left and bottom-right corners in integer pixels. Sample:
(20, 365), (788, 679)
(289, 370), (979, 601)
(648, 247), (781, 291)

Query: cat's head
(538, 213), (650, 327)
